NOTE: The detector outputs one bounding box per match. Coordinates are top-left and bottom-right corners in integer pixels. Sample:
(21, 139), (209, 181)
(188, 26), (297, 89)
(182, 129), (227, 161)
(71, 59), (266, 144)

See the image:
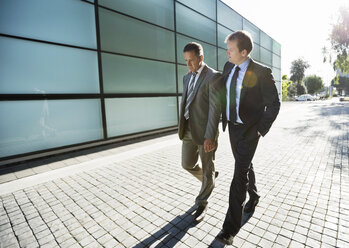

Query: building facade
(0, 0), (281, 165)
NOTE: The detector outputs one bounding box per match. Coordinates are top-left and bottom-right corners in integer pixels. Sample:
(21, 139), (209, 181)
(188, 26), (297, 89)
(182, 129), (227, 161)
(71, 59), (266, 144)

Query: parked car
(296, 94), (315, 101)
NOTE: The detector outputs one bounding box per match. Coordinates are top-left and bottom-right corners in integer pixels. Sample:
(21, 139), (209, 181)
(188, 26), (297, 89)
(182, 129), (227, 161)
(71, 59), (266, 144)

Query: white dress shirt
(188, 63), (205, 90)
(226, 58), (250, 123)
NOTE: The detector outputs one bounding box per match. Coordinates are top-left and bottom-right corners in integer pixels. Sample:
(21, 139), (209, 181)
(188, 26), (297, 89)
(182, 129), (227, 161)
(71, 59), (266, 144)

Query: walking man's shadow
(134, 206), (255, 247)
(133, 206), (198, 248)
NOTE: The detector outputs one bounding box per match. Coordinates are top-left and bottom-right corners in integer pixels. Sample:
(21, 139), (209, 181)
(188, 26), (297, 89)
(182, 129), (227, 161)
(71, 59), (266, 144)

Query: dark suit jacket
(178, 65), (221, 145)
(221, 59), (280, 136)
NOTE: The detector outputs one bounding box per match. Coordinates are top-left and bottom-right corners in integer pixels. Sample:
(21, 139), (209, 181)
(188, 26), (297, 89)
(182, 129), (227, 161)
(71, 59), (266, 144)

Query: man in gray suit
(178, 42), (221, 223)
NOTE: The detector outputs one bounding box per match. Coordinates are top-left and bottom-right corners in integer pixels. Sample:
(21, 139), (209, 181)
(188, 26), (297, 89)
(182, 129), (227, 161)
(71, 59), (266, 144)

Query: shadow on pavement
(207, 211), (255, 248)
(134, 206), (198, 248)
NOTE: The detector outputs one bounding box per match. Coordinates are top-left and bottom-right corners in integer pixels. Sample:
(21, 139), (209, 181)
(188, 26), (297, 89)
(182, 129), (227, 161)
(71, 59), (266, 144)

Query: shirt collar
(195, 62), (205, 75)
(234, 58), (250, 72)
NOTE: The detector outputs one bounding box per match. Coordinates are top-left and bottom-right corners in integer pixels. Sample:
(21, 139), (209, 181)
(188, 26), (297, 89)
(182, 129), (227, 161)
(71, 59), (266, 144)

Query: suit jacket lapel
(182, 73), (191, 100)
(221, 63), (234, 113)
(191, 65), (208, 100)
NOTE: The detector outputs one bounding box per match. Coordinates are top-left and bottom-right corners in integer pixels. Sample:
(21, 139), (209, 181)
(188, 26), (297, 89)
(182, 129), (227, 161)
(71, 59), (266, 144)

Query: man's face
(184, 51), (203, 73)
(226, 40), (247, 65)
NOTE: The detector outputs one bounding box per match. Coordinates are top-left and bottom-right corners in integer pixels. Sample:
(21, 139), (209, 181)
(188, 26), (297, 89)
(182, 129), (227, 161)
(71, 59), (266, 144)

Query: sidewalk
(0, 100), (348, 247)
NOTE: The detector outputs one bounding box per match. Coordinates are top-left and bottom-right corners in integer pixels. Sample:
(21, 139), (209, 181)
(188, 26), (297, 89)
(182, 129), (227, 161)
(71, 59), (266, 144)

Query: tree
(330, 6), (349, 73)
(282, 75), (292, 100)
(296, 82), (307, 95)
(333, 75), (349, 95)
(304, 75), (324, 94)
(290, 58), (310, 95)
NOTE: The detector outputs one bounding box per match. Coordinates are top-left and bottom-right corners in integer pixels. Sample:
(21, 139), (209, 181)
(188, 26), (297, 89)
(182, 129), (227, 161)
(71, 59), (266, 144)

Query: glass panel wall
(99, 0), (174, 30)
(0, 0), (96, 49)
(176, 3), (216, 45)
(99, 8), (175, 62)
(218, 25), (232, 48)
(0, 100), (103, 158)
(0, 37), (99, 94)
(272, 67), (282, 82)
(243, 19), (260, 44)
(102, 53), (176, 93)
(273, 54), (281, 69)
(0, 0), (281, 161)
(273, 40), (281, 56)
(217, 1), (242, 31)
(177, 0), (216, 20)
(261, 47), (272, 66)
(250, 43), (260, 61)
(218, 48), (227, 71)
(261, 32), (272, 50)
(105, 97), (177, 137)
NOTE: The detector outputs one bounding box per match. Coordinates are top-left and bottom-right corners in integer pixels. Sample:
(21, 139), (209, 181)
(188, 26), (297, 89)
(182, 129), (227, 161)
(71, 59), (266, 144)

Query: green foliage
(335, 76), (349, 94)
(282, 79), (292, 101)
(287, 82), (297, 98)
(330, 6), (349, 73)
(290, 58), (310, 84)
(304, 75), (324, 94)
(296, 82), (307, 95)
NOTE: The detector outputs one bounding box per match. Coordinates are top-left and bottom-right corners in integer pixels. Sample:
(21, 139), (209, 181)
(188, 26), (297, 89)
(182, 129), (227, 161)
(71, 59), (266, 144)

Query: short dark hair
(225, 30), (253, 55)
(183, 42), (203, 57)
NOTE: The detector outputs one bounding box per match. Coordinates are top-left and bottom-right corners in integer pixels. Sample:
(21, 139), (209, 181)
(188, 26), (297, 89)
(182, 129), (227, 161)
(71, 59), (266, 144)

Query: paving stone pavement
(0, 99), (348, 248)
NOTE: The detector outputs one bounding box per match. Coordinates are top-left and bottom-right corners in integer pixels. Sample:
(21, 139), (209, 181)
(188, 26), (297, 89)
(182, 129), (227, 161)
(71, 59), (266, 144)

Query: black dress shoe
(215, 171), (219, 178)
(244, 197), (259, 213)
(216, 230), (234, 245)
(194, 205), (207, 223)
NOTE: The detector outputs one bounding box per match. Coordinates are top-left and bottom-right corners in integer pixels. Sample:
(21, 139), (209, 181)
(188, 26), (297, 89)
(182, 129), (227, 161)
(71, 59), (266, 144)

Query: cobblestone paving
(0, 100), (348, 247)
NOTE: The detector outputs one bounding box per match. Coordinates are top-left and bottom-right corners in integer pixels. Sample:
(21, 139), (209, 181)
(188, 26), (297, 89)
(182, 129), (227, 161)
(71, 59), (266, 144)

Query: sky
(222, 0), (348, 85)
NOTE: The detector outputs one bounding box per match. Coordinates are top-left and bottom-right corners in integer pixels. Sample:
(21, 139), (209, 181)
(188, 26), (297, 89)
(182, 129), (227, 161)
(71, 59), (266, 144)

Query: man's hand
(204, 139), (215, 153)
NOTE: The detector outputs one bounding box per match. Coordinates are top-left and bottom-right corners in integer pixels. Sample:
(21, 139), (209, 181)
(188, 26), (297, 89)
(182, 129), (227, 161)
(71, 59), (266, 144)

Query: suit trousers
(181, 125), (216, 207)
(223, 122), (260, 235)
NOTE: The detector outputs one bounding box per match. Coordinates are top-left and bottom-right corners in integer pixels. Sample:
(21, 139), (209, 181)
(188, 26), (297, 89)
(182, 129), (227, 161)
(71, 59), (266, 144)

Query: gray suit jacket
(178, 64), (221, 145)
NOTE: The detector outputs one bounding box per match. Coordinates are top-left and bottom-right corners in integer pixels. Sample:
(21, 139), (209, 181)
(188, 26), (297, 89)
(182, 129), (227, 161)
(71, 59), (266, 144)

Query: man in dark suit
(178, 42), (221, 223)
(215, 31), (280, 245)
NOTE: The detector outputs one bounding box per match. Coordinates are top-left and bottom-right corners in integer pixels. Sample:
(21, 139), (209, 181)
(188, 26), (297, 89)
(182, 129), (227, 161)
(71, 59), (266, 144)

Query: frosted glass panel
(99, 8), (175, 62)
(0, 100), (103, 158)
(102, 53), (176, 93)
(177, 0), (216, 20)
(106, 97), (177, 137)
(0, 0), (96, 48)
(176, 3), (216, 45)
(261, 47), (272, 66)
(218, 48), (227, 71)
(273, 54), (281, 68)
(272, 67), (281, 82)
(217, 1), (242, 31)
(177, 65), (190, 93)
(0, 37), (99, 94)
(273, 40), (281, 56)
(99, 0), (174, 29)
(251, 43), (260, 61)
(261, 32), (272, 50)
(218, 25), (232, 48)
(243, 20), (260, 44)
(177, 35), (217, 70)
